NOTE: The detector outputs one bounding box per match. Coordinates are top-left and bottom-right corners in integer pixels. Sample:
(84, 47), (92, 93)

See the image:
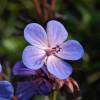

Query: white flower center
(46, 45), (61, 56)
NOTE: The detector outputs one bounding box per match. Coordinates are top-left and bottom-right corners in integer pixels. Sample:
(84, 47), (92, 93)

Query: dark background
(0, 0), (100, 100)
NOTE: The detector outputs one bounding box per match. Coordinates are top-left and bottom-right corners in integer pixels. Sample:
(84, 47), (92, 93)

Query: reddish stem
(51, 0), (56, 11)
(33, 0), (43, 18)
(49, 0), (56, 18)
(43, 0), (49, 21)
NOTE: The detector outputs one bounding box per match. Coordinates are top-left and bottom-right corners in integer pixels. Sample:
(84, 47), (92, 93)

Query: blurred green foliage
(0, 0), (100, 100)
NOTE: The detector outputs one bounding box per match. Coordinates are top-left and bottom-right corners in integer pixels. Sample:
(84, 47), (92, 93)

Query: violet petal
(24, 23), (48, 49)
(47, 55), (72, 79)
(56, 40), (84, 60)
(47, 20), (68, 48)
(0, 64), (2, 72)
(13, 61), (37, 76)
(22, 46), (46, 70)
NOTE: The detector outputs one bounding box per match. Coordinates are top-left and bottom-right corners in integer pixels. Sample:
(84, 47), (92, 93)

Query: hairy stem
(50, 83), (58, 100)
(51, 90), (57, 100)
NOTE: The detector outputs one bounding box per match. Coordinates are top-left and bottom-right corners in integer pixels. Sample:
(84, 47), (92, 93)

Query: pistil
(46, 45), (61, 56)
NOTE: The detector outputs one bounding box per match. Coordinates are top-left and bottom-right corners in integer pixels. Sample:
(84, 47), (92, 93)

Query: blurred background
(0, 0), (100, 100)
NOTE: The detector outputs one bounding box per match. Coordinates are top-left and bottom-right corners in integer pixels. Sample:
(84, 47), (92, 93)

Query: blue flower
(0, 81), (14, 100)
(0, 64), (14, 100)
(22, 20), (84, 79)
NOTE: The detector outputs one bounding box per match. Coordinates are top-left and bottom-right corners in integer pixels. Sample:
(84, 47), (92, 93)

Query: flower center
(46, 45), (61, 56)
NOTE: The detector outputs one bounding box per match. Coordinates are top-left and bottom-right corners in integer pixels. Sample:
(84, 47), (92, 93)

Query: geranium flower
(22, 20), (84, 79)
(13, 61), (52, 99)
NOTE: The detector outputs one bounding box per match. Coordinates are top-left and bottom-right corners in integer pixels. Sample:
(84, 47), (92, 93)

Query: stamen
(55, 45), (62, 53)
